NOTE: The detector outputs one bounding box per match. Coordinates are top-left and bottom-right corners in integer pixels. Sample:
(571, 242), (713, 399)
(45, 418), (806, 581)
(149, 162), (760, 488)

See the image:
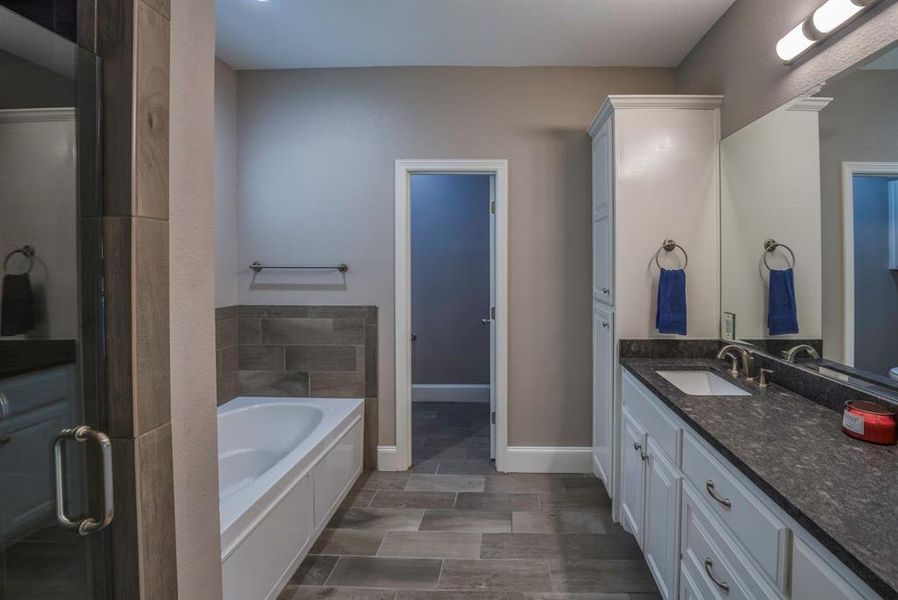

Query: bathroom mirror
(719, 41), (898, 395)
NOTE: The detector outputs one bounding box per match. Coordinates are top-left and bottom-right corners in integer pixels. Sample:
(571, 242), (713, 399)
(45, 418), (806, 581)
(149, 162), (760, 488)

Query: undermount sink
(656, 370), (751, 396)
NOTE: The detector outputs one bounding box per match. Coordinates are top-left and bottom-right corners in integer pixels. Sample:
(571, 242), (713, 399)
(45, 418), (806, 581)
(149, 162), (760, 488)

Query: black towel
(1, 273), (35, 336)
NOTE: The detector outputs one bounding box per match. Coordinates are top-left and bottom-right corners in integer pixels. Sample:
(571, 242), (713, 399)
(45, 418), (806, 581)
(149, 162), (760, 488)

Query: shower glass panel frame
(0, 5), (109, 599)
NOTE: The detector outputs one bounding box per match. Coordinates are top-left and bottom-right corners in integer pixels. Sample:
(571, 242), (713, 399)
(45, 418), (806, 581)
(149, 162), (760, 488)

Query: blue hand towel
(768, 268), (799, 335)
(656, 268), (687, 335)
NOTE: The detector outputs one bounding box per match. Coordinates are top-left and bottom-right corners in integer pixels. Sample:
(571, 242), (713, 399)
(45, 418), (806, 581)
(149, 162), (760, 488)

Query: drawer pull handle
(704, 558), (730, 593)
(706, 480), (732, 509)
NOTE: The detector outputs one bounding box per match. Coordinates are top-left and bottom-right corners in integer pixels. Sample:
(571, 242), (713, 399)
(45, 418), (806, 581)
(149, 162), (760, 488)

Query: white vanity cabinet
(589, 95), (723, 499)
(619, 369), (881, 600)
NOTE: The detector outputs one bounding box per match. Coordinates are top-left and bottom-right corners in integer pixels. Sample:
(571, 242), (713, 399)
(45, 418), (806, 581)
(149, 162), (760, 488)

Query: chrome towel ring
(654, 239), (688, 270)
(762, 238), (795, 270)
(3, 245), (35, 275)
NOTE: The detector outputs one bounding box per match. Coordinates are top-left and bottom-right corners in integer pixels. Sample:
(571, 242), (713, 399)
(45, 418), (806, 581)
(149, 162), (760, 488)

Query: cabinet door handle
(704, 558), (730, 593)
(602, 321), (609, 328)
(54, 425), (115, 535)
(706, 480), (732, 509)
(633, 442), (642, 452)
(602, 288), (610, 295)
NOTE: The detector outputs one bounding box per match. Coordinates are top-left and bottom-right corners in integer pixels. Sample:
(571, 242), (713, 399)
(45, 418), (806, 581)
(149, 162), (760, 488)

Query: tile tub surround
(215, 304), (378, 468)
(621, 358), (898, 598)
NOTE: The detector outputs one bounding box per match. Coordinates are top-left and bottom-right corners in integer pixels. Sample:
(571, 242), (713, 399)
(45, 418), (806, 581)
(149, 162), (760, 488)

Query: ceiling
(216, 0), (735, 70)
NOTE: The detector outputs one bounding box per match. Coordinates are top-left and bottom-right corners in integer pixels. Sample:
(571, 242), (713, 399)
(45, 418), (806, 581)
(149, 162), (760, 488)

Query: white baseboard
(501, 446), (593, 473)
(377, 446), (404, 471)
(592, 451), (611, 492)
(412, 384), (490, 403)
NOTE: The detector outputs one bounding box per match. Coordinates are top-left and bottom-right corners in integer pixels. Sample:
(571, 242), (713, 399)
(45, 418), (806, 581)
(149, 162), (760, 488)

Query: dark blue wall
(852, 176), (898, 376)
(411, 174), (490, 384)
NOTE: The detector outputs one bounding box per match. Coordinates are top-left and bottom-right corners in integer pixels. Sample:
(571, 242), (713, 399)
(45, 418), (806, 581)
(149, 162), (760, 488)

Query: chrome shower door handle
(53, 425), (114, 535)
(0, 392), (10, 444)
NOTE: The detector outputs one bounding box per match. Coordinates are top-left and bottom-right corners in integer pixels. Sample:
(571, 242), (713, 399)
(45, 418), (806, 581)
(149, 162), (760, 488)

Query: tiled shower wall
(215, 305), (378, 468)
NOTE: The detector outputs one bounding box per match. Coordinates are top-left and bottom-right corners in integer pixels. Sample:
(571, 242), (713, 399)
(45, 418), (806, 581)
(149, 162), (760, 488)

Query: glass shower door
(0, 6), (109, 599)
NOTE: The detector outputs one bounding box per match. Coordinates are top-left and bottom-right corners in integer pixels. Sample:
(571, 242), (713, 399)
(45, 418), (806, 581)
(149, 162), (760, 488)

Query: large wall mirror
(720, 41), (898, 395)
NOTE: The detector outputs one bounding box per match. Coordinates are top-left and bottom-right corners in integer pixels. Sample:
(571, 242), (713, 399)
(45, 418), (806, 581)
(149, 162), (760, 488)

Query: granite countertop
(620, 357), (898, 599)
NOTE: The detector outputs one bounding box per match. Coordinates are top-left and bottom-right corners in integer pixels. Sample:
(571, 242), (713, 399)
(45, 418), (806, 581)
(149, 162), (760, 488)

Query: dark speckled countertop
(621, 358), (898, 599)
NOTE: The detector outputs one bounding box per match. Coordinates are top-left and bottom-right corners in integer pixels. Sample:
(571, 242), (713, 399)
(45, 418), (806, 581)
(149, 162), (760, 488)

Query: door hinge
(490, 201), (496, 214)
(491, 411), (496, 424)
(490, 306), (496, 319)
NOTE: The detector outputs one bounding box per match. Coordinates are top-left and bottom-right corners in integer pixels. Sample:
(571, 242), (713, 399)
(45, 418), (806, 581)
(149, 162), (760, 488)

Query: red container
(842, 401), (897, 445)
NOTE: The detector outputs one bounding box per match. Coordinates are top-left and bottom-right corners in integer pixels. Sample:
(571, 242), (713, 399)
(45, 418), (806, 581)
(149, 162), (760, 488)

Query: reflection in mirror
(720, 42), (898, 394)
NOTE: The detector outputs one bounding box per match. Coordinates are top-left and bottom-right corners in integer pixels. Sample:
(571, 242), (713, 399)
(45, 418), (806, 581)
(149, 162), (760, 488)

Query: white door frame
(393, 159), (509, 472)
(841, 161), (898, 365)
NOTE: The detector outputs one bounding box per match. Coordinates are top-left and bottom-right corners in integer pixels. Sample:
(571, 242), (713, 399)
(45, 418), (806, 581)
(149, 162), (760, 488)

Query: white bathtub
(218, 396), (364, 600)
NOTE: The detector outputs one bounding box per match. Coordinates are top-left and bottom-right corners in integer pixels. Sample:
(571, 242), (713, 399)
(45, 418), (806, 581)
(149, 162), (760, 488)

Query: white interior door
(489, 175), (497, 460)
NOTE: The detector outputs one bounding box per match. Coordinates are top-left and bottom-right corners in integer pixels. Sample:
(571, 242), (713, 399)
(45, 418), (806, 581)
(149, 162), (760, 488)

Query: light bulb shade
(812, 0), (863, 33)
(776, 22), (815, 61)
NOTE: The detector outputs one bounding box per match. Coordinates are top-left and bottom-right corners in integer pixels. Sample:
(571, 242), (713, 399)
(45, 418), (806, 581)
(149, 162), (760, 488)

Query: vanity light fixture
(776, 0), (880, 63)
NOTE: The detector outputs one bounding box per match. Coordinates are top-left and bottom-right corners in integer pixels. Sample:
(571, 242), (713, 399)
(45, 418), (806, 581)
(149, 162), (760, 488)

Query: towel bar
(249, 261), (348, 274)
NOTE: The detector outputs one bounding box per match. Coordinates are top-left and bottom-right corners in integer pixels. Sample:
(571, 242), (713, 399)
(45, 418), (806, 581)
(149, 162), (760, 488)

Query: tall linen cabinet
(588, 95), (722, 510)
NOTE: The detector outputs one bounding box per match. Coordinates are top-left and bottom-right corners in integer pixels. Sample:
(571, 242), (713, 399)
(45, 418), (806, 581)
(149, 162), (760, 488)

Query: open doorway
(410, 174), (494, 471)
(842, 163), (898, 377)
(393, 160), (508, 473)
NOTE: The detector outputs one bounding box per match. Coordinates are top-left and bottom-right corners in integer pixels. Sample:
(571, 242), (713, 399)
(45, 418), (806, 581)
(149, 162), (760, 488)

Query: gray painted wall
(215, 59), (238, 308)
(678, 0), (898, 136)
(234, 66), (677, 446)
(818, 69), (898, 362)
(851, 176), (898, 376)
(411, 174), (490, 385)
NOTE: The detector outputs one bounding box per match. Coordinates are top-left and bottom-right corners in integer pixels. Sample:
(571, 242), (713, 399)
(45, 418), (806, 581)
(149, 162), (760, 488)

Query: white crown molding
(0, 107), (76, 123)
(589, 95), (724, 137)
(786, 97), (834, 112)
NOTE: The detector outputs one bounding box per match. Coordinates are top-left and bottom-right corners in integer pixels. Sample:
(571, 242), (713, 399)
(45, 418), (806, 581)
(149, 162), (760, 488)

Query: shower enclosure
(0, 6), (109, 598)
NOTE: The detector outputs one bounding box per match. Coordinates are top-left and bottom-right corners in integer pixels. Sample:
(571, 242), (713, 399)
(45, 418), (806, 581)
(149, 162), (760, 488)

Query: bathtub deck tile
(325, 556), (442, 589)
(405, 474), (485, 493)
(328, 508), (424, 532)
(310, 529), (386, 556)
(377, 531), (481, 559)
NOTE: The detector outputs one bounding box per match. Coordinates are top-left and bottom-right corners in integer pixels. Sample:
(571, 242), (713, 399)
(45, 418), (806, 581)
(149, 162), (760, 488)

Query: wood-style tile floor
(279, 402), (661, 600)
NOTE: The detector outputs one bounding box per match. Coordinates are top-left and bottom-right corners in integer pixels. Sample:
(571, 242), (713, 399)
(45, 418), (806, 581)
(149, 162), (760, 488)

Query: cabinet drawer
(681, 482), (779, 600)
(621, 372), (681, 465)
(682, 432), (787, 587)
(791, 537), (871, 600)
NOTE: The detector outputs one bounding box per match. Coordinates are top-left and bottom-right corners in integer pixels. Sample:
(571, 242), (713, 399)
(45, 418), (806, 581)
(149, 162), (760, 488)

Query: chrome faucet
(716, 344), (756, 379)
(781, 344), (820, 363)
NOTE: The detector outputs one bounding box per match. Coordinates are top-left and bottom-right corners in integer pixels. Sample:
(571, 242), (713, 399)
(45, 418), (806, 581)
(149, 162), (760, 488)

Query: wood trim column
(95, 0), (177, 597)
